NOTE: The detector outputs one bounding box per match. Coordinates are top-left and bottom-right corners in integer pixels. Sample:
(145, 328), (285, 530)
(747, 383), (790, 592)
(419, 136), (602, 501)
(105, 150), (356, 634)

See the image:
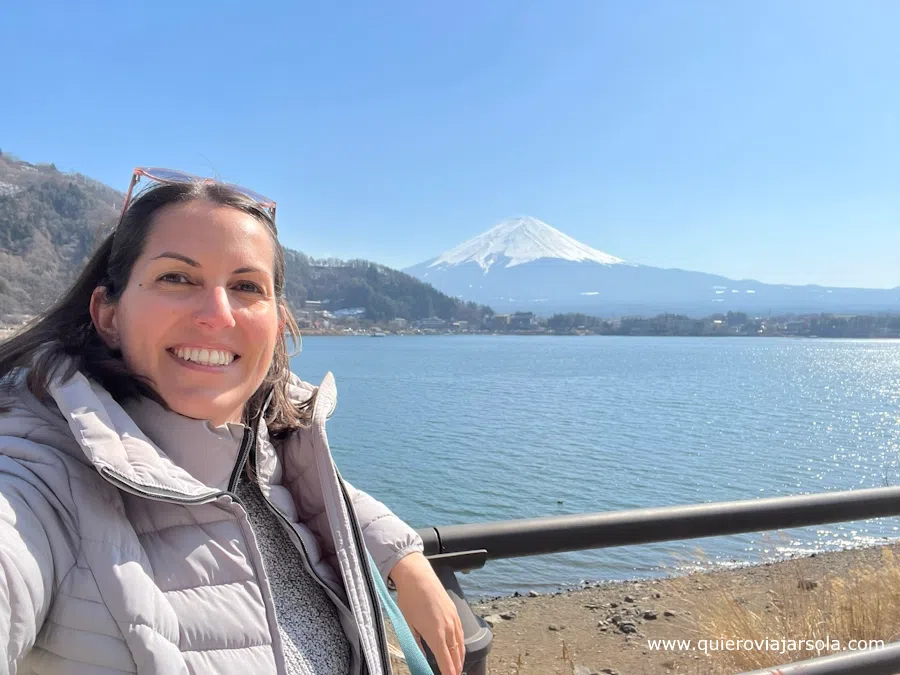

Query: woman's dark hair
(0, 181), (307, 435)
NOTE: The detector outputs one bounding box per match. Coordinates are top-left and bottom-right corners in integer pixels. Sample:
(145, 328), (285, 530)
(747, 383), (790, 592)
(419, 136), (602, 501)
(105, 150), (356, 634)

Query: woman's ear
(89, 286), (120, 348)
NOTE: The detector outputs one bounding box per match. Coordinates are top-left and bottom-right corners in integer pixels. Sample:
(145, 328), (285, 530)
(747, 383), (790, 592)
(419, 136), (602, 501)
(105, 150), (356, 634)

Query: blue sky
(2, 1), (899, 288)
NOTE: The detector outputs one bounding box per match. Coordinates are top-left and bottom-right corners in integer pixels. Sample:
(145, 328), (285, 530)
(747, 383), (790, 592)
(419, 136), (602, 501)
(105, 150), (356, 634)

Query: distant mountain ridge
(404, 217), (900, 316)
(0, 151), (490, 324)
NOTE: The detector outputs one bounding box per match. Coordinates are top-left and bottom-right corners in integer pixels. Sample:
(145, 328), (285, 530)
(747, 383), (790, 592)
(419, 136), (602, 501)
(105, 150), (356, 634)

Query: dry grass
(389, 636), (577, 675)
(392, 545), (900, 674)
(392, 636), (691, 675)
(678, 547), (900, 672)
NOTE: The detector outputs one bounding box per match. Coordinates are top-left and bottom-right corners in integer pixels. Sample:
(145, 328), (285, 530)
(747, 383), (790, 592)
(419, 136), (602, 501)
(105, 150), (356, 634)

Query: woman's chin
(162, 393), (244, 426)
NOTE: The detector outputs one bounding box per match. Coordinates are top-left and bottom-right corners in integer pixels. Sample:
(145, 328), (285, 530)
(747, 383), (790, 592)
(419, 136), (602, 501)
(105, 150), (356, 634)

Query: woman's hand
(390, 552), (465, 675)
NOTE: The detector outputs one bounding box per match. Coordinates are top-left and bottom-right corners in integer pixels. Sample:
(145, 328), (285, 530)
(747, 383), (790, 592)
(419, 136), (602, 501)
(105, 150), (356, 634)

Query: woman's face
(94, 200), (281, 426)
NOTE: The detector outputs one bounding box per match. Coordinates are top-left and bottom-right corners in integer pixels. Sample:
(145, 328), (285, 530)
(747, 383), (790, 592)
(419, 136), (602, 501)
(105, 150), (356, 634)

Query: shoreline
(448, 542), (900, 674)
(298, 329), (898, 339)
(3, 326), (897, 341)
(465, 537), (899, 604)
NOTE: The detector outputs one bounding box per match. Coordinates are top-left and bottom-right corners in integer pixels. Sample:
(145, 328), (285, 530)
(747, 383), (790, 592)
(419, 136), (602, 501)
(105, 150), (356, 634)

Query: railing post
(421, 562), (493, 675)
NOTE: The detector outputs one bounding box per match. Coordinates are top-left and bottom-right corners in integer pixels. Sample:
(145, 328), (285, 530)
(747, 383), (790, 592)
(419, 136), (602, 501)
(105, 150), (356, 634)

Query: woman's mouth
(167, 347), (239, 367)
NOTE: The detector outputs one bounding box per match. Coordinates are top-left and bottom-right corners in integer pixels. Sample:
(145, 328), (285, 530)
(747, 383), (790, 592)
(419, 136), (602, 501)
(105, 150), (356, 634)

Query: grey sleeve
(343, 480), (424, 584)
(0, 465), (67, 674)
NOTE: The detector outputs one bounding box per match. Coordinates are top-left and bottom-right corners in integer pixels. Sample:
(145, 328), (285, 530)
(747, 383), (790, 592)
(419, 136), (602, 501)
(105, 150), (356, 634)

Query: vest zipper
(227, 426), (255, 493)
(225, 423), (378, 672)
(226, 426), (352, 615)
(339, 477), (392, 675)
(98, 467), (218, 503)
(98, 425), (256, 504)
(259, 494), (352, 612)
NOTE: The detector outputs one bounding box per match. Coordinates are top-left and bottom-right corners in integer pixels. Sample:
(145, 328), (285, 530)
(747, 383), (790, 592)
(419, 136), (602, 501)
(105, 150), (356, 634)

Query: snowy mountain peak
(428, 216), (625, 272)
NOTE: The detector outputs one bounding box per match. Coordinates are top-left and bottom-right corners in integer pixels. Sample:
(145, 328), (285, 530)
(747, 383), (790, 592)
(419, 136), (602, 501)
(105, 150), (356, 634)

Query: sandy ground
(392, 543), (900, 675)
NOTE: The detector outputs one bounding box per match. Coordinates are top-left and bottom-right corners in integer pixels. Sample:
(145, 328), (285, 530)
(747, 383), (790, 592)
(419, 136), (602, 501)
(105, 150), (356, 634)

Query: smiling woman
(0, 170), (465, 675)
(89, 199), (284, 426)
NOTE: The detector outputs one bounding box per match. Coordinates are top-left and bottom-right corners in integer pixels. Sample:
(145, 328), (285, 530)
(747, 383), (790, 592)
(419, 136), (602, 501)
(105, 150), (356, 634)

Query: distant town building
(333, 307), (366, 318)
(416, 317), (447, 330)
(490, 314), (510, 330)
(726, 312), (748, 327)
(389, 318), (408, 329)
(509, 312), (536, 330)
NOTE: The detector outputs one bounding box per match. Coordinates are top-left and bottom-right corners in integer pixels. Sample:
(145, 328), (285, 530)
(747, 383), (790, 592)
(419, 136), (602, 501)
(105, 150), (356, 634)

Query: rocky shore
(392, 542), (900, 675)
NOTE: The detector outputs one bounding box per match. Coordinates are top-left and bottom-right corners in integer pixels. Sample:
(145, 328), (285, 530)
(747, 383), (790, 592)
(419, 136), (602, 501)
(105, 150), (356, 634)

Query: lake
(291, 335), (900, 599)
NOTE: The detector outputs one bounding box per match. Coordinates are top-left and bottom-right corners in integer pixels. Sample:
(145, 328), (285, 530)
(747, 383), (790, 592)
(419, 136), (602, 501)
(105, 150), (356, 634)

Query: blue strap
(367, 552), (434, 674)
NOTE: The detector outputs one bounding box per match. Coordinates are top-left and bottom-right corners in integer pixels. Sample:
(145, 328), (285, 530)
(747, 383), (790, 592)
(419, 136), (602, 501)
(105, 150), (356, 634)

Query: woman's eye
(235, 281), (264, 294)
(159, 272), (190, 284)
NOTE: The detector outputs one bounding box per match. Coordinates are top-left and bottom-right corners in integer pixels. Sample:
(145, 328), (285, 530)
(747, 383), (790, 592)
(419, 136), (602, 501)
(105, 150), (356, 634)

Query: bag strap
(367, 552), (434, 674)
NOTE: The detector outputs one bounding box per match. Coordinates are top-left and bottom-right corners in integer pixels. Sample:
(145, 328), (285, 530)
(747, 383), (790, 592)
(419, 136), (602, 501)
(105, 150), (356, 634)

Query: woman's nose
(193, 286), (237, 330)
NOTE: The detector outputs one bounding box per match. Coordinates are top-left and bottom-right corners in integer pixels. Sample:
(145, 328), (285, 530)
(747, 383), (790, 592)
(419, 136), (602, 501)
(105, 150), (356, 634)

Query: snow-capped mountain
(404, 217), (900, 316)
(429, 216), (624, 271)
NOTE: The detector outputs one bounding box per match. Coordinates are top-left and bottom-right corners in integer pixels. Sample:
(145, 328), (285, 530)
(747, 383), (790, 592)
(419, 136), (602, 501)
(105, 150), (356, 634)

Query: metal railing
(416, 485), (900, 675)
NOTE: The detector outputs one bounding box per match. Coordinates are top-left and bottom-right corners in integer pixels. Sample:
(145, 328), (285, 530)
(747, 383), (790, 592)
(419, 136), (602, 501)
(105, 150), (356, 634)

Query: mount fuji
(403, 217), (900, 316)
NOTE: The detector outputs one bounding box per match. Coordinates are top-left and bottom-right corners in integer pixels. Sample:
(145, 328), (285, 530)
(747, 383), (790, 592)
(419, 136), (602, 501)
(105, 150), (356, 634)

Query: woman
(0, 168), (464, 675)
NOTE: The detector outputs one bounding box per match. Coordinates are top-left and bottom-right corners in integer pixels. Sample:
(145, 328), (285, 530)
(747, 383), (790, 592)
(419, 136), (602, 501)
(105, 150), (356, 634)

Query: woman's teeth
(173, 347), (236, 366)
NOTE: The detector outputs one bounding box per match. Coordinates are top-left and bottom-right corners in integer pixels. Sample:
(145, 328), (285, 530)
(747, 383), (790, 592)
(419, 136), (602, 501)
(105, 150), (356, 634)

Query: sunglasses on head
(119, 167), (277, 224)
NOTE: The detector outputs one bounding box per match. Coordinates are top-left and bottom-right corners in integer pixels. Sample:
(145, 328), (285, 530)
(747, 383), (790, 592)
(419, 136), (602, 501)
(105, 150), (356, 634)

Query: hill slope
(0, 152), (489, 324)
